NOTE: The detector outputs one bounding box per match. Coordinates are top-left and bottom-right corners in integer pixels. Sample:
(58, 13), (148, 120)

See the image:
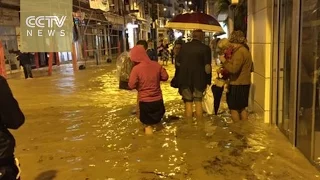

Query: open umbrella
(212, 67), (230, 115)
(165, 12), (224, 33)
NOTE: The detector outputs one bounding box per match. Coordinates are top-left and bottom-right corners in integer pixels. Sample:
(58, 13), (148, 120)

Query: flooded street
(7, 63), (320, 180)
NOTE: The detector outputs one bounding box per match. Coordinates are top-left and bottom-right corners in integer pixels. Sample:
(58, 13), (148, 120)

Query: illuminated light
(172, 13), (175, 16)
(185, 1), (187, 4)
(126, 23), (138, 28)
(164, 7), (167, 11)
(231, 0), (239, 4)
(126, 23), (138, 49)
(188, 1), (192, 5)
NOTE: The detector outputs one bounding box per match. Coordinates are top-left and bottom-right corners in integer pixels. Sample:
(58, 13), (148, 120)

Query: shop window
(298, 0), (320, 165)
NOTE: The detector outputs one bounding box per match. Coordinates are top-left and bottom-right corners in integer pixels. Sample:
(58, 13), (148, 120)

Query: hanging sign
(89, 0), (110, 12)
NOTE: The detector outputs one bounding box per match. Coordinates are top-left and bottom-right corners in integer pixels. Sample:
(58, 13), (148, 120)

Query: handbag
(170, 67), (179, 88)
(170, 76), (178, 88)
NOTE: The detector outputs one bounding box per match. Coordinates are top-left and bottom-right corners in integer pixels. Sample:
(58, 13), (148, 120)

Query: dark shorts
(226, 85), (250, 110)
(180, 88), (204, 102)
(139, 100), (165, 125)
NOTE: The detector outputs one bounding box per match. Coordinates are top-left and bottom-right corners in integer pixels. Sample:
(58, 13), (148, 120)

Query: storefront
(271, 0), (320, 168)
(0, 7), (19, 73)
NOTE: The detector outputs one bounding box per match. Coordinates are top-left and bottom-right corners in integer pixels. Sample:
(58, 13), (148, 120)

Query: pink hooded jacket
(128, 45), (169, 102)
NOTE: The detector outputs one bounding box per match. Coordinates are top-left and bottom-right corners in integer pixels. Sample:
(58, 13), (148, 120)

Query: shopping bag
(202, 85), (214, 115)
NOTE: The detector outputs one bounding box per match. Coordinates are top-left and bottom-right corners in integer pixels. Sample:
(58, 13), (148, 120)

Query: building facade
(248, 0), (320, 168)
(0, 0), (21, 73)
(0, 0), (156, 73)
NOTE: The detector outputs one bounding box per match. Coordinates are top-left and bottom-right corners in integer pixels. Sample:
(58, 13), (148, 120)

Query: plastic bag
(202, 85), (214, 115)
(116, 51), (134, 82)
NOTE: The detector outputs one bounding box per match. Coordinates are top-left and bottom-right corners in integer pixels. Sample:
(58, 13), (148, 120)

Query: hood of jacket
(130, 45), (150, 63)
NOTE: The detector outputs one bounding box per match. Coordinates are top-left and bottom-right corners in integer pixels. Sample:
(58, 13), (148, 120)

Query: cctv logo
(25, 16), (67, 37)
(26, 16), (66, 28)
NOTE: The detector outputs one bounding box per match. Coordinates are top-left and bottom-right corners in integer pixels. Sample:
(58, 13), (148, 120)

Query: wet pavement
(7, 63), (320, 180)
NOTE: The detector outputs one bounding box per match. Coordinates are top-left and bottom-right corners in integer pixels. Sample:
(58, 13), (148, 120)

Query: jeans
(22, 64), (33, 79)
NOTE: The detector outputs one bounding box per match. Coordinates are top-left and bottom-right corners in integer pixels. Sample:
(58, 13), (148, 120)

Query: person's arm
(0, 76), (25, 129)
(177, 45), (184, 64)
(220, 49), (244, 74)
(128, 67), (138, 90)
(204, 46), (212, 85)
(160, 67), (169, 81)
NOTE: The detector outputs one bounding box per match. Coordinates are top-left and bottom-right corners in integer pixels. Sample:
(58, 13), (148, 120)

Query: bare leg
(195, 101), (203, 121)
(230, 110), (241, 122)
(145, 126), (153, 135)
(240, 109), (248, 121)
(185, 102), (193, 118)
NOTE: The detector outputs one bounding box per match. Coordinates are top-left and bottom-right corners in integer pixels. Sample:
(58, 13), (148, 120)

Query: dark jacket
(0, 76), (25, 165)
(147, 49), (157, 61)
(18, 52), (32, 66)
(177, 39), (212, 92)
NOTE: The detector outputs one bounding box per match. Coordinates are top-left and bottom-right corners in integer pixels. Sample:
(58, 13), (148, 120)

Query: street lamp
(188, 1), (192, 5)
(164, 7), (167, 11)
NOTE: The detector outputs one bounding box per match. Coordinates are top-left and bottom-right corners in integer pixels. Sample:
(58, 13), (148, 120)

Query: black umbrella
(211, 85), (224, 115)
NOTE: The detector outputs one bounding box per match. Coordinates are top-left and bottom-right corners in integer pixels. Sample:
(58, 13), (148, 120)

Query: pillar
(247, 0), (273, 123)
(103, 27), (108, 57)
(55, 52), (60, 66)
(0, 41), (6, 78)
(48, 52), (54, 76)
(72, 43), (77, 71)
(34, 53), (40, 69)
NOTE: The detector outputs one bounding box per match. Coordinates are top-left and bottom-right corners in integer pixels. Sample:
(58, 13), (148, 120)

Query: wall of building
(247, 0), (273, 123)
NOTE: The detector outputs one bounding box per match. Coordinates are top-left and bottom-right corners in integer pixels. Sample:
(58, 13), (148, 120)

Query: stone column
(247, 0), (273, 123)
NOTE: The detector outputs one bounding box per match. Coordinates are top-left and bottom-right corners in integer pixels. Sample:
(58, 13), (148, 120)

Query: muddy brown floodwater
(6, 63), (320, 180)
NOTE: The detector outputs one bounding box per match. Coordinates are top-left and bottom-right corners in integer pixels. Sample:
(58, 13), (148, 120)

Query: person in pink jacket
(128, 45), (169, 135)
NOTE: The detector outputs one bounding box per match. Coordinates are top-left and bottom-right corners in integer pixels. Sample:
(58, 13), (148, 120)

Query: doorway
(273, 0), (298, 143)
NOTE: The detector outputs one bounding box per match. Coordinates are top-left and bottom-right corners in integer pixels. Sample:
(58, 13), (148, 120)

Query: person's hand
(219, 55), (226, 63)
